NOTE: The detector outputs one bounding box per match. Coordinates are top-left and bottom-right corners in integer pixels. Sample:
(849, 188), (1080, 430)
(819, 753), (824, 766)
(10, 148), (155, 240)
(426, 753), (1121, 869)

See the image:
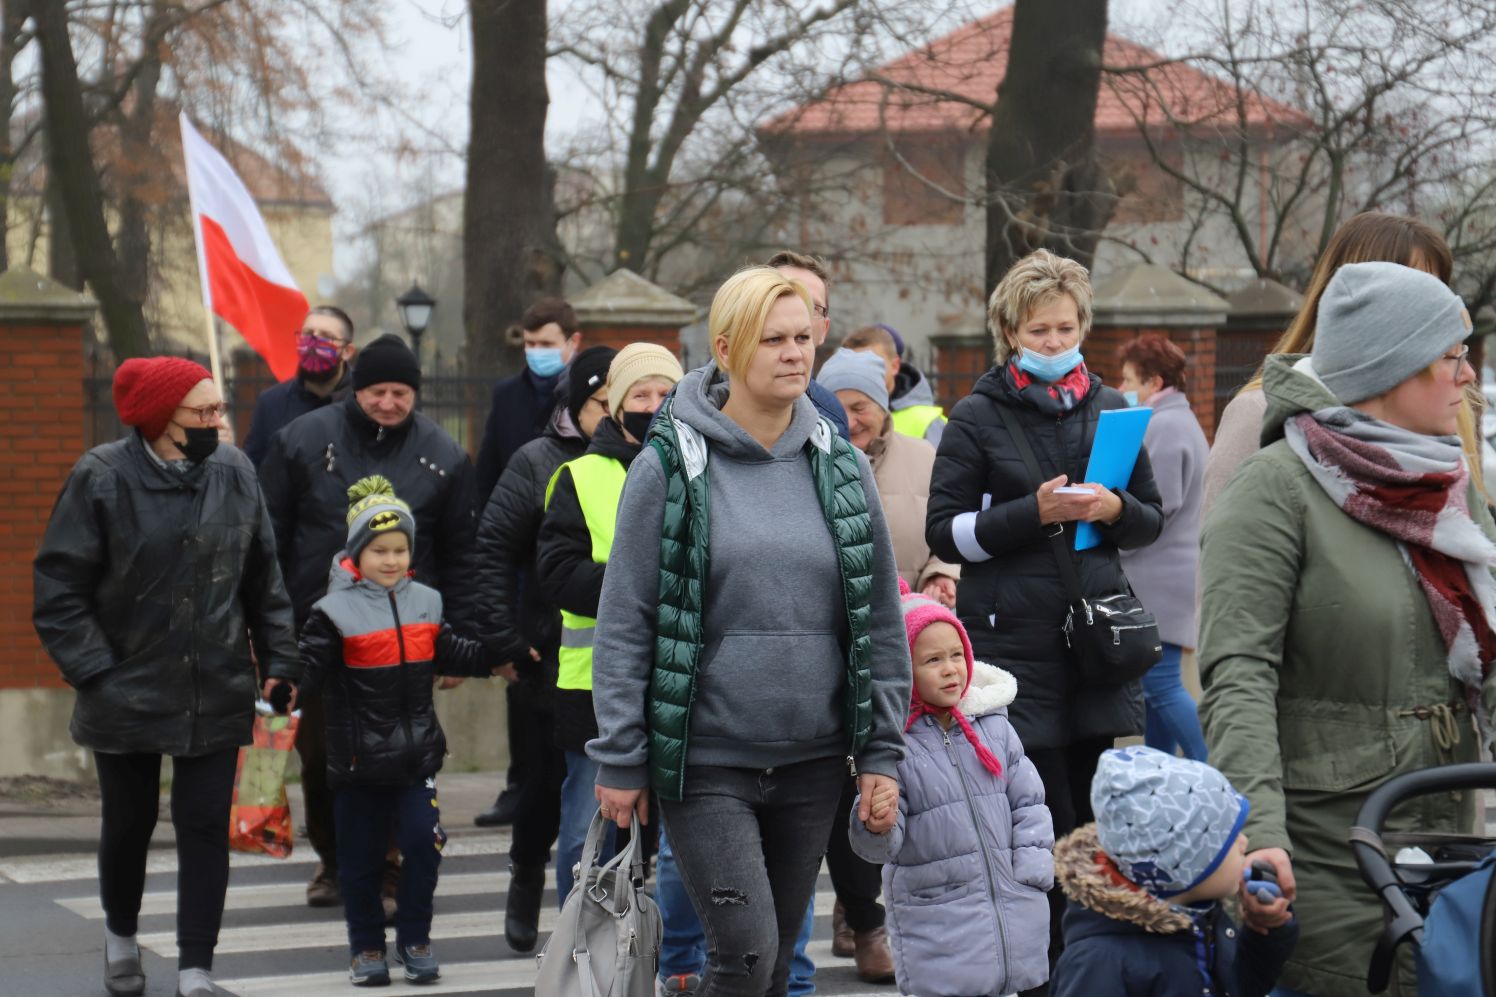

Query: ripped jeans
(658, 756), (844, 997)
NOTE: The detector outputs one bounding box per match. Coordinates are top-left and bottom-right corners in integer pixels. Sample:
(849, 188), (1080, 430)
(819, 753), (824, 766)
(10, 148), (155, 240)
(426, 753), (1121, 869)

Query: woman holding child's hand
(587, 267), (911, 997)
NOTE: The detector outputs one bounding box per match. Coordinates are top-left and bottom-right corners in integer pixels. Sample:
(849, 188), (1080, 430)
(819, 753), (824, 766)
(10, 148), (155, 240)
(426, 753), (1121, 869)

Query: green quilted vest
(645, 394), (876, 800)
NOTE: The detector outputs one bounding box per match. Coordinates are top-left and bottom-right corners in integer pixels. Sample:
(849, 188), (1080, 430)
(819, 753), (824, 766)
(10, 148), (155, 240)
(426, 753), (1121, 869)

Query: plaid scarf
(1284, 407), (1496, 713)
(1005, 359), (1094, 414)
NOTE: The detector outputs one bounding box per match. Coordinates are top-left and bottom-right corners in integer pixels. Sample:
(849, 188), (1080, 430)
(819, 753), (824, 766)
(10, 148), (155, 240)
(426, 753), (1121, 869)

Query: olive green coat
(1199, 354), (1496, 997)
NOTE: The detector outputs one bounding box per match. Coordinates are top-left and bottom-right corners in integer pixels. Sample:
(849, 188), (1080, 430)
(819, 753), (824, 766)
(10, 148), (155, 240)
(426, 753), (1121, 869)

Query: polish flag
(180, 112), (308, 381)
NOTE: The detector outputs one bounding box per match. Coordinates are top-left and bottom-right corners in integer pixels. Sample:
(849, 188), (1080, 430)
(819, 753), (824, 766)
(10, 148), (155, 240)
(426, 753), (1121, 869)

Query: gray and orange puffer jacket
(298, 554), (486, 788)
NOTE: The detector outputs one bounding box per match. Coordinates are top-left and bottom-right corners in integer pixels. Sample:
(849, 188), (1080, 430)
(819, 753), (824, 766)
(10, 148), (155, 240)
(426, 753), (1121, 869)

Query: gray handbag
(535, 808), (662, 997)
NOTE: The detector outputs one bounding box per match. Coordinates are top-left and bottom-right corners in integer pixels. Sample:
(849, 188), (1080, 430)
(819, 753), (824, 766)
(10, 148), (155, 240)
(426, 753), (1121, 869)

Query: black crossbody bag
(994, 403), (1161, 686)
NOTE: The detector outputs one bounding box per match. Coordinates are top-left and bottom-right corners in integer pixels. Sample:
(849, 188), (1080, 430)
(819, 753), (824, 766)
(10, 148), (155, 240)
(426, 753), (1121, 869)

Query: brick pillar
(0, 269), (98, 692)
(571, 268), (697, 366)
(1090, 263), (1229, 442)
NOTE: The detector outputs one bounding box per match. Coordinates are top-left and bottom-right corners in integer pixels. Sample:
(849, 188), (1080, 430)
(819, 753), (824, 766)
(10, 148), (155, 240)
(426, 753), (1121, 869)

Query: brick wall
(0, 324), (86, 690)
(579, 324), (683, 356)
(1088, 324), (1219, 442)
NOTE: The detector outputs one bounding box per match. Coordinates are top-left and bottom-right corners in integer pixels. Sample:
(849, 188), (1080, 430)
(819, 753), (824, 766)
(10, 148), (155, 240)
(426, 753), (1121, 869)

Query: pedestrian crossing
(39, 846), (899, 997)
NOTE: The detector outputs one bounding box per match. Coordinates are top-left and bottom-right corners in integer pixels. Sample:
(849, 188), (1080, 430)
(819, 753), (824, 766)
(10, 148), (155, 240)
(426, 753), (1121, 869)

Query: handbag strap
(570, 810), (648, 997)
(993, 403), (1087, 607)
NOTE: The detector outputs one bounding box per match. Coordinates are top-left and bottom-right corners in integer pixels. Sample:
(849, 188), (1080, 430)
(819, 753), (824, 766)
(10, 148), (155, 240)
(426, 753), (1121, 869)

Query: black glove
(268, 681), (294, 715)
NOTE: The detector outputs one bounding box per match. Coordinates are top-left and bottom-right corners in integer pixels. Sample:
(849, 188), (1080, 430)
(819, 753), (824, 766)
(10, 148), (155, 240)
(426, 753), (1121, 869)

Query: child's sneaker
(349, 950), (389, 987)
(657, 973), (701, 996)
(395, 943), (440, 984)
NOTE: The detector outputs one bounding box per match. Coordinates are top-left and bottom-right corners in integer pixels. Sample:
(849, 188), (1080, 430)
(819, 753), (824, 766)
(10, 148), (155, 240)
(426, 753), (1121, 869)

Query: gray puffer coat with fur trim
(849, 661), (1054, 996)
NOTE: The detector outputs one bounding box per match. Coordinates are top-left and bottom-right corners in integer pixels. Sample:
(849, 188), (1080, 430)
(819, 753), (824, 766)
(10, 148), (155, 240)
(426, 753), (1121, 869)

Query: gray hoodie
(588, 363), (912, 788)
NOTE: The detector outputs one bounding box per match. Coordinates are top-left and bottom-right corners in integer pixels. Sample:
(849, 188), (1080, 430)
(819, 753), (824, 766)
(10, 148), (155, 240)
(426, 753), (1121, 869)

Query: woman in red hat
(33, 356), (301, 997)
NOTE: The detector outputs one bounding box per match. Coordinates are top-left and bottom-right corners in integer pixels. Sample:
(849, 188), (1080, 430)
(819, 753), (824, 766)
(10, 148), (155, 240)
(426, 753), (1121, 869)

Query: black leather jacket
(33, 434), (300, 756)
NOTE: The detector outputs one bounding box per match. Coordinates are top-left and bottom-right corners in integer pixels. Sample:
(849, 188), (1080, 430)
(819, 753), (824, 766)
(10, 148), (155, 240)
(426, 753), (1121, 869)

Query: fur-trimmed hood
(1054, 823), (1194, 934)
(956, 660), (1016, 718)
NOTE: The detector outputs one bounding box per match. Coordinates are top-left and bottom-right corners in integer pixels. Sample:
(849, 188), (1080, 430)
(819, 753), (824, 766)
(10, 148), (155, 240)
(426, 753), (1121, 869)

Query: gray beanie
(345, 475), (416, 564)
(818, 348), (890, 412)
(1092, 747), (1249, 899)
(1312, 261), (1472, 404)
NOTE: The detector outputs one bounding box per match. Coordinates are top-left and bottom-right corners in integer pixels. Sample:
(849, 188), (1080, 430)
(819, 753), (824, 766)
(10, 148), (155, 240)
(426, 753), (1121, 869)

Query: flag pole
(180, 112), (224, 386)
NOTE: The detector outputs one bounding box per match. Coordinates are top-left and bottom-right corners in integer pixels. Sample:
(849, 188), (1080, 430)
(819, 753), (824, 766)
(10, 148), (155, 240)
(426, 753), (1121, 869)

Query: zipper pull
(846, 755), (858, 778)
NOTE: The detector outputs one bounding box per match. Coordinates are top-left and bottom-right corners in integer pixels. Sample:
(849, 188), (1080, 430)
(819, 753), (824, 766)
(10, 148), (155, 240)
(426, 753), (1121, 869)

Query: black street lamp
(395, 281), (437, 368)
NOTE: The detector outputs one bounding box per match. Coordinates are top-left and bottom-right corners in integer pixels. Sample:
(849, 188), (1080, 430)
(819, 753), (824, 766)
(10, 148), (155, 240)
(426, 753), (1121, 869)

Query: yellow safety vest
(545, 453), (628, 692)
(891, 404), (945, 441)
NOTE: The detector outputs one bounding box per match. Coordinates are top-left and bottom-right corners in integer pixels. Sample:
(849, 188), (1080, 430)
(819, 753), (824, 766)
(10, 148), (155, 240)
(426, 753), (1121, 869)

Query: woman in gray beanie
(1198, 261), (1496, 996)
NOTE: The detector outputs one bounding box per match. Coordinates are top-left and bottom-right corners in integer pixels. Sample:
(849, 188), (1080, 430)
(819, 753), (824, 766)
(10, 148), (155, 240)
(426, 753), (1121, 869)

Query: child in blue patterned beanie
(1050, 747), (1298, 997)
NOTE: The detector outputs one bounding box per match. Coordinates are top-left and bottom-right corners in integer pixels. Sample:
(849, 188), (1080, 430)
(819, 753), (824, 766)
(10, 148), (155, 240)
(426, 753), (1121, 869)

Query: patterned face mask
(296, 332), (343, 374)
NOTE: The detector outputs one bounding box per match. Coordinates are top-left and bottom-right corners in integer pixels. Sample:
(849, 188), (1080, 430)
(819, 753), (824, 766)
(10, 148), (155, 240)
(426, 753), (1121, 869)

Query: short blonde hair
(710, 267), (813, 379)
(987, 249), (1094, 364)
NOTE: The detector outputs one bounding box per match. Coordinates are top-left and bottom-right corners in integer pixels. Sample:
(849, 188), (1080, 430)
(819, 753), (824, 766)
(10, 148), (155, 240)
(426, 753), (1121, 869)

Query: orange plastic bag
(229, 710), (300, 857)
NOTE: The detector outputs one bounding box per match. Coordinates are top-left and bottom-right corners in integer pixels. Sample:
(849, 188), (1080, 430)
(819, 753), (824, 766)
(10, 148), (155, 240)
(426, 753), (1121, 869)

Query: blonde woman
(925, 249), (1164, 970)
(1203, 211), (1478, 515)
(588, 267), (911, 996)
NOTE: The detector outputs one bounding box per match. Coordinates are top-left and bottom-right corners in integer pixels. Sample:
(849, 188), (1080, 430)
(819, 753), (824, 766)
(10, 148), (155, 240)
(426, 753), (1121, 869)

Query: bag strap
(993, 403), (1087, 607)
(570, 810), (648, 997)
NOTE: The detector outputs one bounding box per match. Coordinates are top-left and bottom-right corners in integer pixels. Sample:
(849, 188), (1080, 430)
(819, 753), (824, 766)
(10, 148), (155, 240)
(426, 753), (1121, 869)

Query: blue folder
(1073, 407), (1152, 551)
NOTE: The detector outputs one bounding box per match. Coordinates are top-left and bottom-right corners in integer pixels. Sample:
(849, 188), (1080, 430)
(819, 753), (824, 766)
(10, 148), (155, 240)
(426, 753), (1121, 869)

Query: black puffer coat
(474, 416), (586, 703)
(534, 418), (641, 753)
(926, 368), (1163, 750)
(298, 558), (486, 788)
(33, 434), (300, 757)
(258, 396), (477, 630)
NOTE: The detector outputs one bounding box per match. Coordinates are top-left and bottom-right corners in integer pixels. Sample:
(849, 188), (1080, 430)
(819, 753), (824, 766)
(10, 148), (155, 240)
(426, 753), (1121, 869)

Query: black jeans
(504, 680), (534, 791)
(334, 781), (446, 953)
(826, 773), (885, 931)
(659, 757), (844, 997)
(1027, 736), (1111, 971)
(508, 706), (565, 868)
(95, 748), (239, 971)
(293, 692), (337, 870)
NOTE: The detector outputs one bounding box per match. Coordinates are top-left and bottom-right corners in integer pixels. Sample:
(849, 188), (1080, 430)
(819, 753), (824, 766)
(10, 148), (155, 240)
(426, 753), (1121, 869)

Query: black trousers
(505, 681), (537, 791)
(1027, 736), (1112, 970)
(826, 772), (885, 930)
(96, 748), (239, 971)
(293, 692), (337, 870)
(508, 705), (565, 868)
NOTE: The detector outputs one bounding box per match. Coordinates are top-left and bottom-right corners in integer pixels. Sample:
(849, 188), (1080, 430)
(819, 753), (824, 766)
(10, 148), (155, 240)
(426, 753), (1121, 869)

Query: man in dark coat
(470, 296), (583, 825)
(242, 306), (357, 466)
(474, 344), (615, 950)
(258, 333), (478, 907)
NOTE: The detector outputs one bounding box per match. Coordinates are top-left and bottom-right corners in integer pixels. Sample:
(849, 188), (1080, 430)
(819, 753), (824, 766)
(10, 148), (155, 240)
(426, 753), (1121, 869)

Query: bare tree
(464, 0), (564, 376)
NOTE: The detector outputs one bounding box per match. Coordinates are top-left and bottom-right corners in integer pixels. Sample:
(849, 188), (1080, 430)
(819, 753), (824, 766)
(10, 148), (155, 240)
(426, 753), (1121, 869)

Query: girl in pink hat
(850, 585), (1056, 996)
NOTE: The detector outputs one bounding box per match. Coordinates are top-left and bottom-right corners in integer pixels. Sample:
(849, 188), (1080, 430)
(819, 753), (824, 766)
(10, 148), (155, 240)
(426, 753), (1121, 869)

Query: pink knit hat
(902, 585), (1002, 777)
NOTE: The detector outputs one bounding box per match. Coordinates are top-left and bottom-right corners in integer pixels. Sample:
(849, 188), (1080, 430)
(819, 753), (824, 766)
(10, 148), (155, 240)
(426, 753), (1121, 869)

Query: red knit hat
(112, 357), (213, 440)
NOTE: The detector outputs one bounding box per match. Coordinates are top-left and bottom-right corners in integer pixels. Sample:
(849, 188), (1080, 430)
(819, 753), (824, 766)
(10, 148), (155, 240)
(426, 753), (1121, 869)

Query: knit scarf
(905, 701), (1004, 778)
(1284, 407), (1496, 711)
(1006, 358), (1094, 414)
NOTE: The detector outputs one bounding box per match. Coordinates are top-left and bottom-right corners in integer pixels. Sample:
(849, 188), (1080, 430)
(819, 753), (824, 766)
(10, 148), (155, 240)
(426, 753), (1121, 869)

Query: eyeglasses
(812, 303), (829, 319)
(1442, 344), (1472, 376)
(177, 402), (226, 423)
(297, 331), (349, 348)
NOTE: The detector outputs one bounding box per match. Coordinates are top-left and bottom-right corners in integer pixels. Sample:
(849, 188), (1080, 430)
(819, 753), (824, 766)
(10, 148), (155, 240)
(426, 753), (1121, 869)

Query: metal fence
(84, 348), (499, 455)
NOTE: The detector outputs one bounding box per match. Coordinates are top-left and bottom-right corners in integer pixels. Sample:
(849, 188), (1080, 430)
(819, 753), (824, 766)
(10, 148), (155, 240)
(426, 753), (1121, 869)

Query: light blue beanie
(818, 348), (890, 412)
(1312, 261), (1472, 404)
(1091, 746), (1249, 898)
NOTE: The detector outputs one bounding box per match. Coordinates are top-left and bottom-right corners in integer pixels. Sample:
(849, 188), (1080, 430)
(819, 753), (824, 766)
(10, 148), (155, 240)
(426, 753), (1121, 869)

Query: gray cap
(1313, 261), (1472, 404)
(818, 348), (889, 412)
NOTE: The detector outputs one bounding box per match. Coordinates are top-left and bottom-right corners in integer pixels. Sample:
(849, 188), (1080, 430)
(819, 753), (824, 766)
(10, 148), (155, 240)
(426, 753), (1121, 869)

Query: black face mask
(174, 426), (220, 464)
(621, 410), (654, 443)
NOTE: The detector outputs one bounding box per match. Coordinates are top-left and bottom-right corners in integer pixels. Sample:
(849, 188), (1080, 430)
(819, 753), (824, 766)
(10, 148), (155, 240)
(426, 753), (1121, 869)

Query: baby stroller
(1350, 762), (1496, 996)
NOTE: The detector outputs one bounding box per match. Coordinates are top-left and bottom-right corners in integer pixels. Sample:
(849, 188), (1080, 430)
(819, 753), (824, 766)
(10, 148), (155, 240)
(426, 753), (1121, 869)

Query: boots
(853, 926), (896, 984)
(831, 899), (854, 958)
(505, 862), (546, 953)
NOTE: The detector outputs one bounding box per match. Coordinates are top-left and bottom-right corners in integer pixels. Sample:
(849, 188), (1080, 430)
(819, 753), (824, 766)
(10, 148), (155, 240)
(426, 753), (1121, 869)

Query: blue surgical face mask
(1015, 345), (1083, 383)
(1123, 390), (1139, 407)
(525, 347), (565, 378)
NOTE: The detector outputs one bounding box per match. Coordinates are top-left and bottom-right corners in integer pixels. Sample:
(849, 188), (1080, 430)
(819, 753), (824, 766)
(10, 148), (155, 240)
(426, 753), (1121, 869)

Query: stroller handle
(1349, 762), (1496, 994)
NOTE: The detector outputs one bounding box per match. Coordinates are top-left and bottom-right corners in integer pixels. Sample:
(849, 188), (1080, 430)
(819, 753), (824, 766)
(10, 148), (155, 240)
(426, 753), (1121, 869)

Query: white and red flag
(180, 112), (307, 381)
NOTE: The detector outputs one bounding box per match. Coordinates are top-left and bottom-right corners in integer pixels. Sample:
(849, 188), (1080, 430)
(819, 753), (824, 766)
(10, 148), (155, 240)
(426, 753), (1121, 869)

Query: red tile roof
(763, 5), (1308, 139)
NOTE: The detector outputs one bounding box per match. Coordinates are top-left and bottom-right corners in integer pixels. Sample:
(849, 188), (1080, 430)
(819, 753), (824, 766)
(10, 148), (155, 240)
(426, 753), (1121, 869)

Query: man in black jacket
(474, 344), (615, 950)
(259, 334), (478, 907)
(242, 306), (357, 466)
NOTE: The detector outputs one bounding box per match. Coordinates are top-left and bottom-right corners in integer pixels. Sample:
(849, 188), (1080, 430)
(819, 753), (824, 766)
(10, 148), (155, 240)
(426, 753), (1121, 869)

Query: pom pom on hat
(112, 357), (214, 441)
